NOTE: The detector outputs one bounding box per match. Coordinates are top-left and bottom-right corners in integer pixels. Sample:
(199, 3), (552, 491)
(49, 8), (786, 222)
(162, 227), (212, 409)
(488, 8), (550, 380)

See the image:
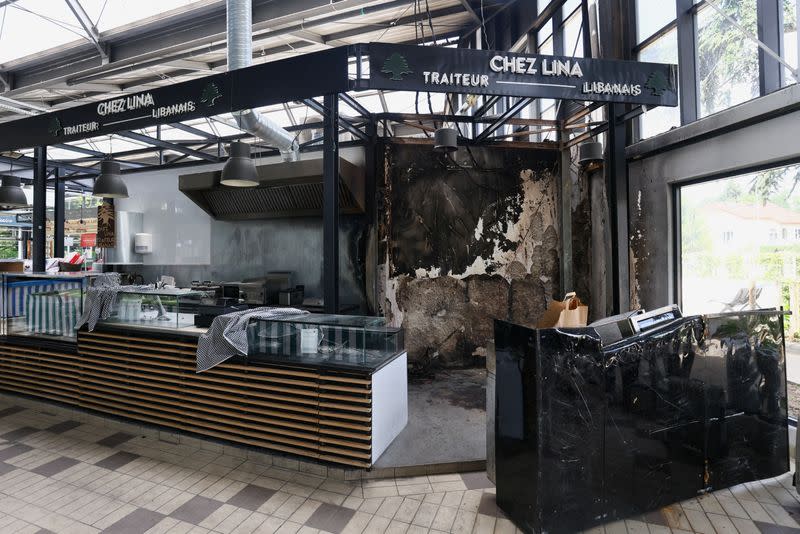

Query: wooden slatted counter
(0, 327), (408, 468)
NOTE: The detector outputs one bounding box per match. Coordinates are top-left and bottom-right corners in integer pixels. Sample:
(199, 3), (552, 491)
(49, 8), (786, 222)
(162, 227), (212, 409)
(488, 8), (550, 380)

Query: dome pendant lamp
(221, 141), (260, 187)
(0, 176), (29, 209)
(92, 160), (128, 198)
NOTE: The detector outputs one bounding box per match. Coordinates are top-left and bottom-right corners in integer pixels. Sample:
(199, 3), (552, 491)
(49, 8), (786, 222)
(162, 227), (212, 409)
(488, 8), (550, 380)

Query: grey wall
(111, 147), (368, 305)
(626, 84), (800, 310)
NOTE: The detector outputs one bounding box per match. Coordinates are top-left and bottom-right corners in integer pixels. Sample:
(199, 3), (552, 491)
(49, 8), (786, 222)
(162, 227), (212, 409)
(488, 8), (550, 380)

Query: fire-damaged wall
(375, 141), (561, 367)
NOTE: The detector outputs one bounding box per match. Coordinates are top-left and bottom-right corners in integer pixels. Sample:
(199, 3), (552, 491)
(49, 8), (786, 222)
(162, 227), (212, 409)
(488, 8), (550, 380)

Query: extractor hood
(179, 157), (365, 220)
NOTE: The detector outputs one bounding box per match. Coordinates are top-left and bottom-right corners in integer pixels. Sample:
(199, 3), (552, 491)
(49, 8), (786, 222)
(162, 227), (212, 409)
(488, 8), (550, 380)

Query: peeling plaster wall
(377, 142), (560, 366)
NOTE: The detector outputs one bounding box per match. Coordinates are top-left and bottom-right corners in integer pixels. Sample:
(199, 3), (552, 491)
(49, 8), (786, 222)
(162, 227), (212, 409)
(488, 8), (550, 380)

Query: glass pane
(784, 0), (799, 86)
(681, 164), (800, 418)
(563, 10), (584, 57)
(696, 1), (760, 117)
(636, 0), (677, 42)
(638, 28), (681, 138)
(539, 35), (554, 56)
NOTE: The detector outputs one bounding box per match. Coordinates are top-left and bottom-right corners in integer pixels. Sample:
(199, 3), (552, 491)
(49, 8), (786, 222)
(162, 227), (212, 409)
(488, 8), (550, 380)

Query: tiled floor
(0, 398), (796, 533)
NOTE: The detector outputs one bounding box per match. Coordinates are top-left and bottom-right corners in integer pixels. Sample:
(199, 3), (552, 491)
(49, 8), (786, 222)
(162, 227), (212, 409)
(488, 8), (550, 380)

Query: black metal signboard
(367, 43), (678, 107)
(0, 73), (233, 152)
(0, 47), (351, 152)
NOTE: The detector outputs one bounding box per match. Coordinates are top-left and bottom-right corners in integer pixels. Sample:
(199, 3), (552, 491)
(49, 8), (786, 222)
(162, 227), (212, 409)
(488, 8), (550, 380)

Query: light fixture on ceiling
(0, 176), (30, 209)
(92, 160), (129, 198)
(220, 141), (260, 187)
(433, 127), (458, 153)
(577, 141), (604, 170)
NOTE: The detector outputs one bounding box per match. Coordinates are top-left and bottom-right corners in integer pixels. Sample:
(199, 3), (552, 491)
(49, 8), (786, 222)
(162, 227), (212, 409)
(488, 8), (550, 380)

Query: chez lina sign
(0, 44), (676, 152)
(367, 43), (678, 107)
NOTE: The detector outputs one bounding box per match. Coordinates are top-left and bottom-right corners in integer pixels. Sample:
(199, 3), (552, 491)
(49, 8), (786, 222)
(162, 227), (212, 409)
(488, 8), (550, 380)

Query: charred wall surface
(376, 141), (561, 367)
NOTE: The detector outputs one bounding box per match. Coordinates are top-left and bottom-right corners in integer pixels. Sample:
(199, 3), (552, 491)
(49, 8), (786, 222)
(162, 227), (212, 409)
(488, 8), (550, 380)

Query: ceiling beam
(457, 0), (483, 25)
(2, 0), (390, 97)
(168, 122), (218, 140)
(64, 0), (109, 63)
(116, 131), (218, 162)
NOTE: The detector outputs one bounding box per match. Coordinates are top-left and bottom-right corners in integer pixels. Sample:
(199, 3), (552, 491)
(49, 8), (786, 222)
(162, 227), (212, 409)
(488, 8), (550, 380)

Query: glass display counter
(247, 313), (405, 371)
(98, 288), (214, 330)
(2, 272), (96, 341)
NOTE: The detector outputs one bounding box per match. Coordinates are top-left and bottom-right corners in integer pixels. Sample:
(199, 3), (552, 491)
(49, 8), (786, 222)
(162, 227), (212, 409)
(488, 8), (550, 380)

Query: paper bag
(536, 292), (589, 328)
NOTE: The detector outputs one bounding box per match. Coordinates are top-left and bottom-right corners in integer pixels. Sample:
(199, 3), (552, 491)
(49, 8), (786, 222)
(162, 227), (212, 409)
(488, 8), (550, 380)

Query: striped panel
(0, 331), (373, 467)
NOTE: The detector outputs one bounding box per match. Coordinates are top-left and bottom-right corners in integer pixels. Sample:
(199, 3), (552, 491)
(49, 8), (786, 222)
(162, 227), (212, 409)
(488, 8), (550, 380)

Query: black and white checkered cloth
(75, 273), (157, 331)
(196, 306), (307, 372)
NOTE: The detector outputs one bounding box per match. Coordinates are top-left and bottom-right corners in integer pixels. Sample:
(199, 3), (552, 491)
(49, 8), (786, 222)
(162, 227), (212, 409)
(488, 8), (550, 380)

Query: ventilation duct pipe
(227, 0), (299, 162)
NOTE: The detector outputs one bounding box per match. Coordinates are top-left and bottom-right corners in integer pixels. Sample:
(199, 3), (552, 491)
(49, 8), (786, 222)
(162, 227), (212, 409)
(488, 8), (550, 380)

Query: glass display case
(98, 288), (214, 330)
(2, 272), (96, 341)
(248, 314), (404, 371)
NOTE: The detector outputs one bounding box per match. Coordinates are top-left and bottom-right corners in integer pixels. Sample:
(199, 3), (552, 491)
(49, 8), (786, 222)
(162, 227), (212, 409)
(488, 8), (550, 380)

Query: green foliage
(696, 0), (759, 115)
(0, 228), (18, 260)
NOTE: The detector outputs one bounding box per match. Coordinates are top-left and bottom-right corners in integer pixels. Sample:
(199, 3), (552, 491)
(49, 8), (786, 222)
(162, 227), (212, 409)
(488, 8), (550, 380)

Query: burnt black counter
(494, 311), (789, 534)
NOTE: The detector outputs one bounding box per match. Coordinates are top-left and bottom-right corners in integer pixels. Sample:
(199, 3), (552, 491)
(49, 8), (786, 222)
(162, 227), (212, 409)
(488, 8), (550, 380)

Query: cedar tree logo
(200, 82), (222, 107)
(644, 70), (670, 96)
(381, 53), (412, 81)
(48, 116), (63, 136)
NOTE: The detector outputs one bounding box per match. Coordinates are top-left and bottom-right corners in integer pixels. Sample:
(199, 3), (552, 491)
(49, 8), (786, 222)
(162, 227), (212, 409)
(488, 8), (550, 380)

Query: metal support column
(54, 169), (65, 258)
(322, 93), (340, 314)
(757, 0), (784, 94)
(606, 104), (629, 313)
(32, 146), (47, 272)
(676, 0), (698, 124)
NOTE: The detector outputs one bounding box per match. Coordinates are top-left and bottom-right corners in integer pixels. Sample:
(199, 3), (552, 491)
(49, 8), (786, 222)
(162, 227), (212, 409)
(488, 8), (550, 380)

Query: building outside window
(681, 162), (800, 417)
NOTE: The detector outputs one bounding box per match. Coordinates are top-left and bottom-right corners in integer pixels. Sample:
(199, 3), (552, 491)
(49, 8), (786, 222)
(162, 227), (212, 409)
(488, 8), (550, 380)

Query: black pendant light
(92, 160), (128, 198)
(221, 141), (260, 187)
(0, 176), (29, 209)
(433, 127), (458, 153)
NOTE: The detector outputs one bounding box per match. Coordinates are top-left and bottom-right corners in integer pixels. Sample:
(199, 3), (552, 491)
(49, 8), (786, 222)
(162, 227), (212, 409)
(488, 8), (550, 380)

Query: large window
(696, 0), (760, 117)
(680, 163), (800, 416)
(638, 28), (681, 137)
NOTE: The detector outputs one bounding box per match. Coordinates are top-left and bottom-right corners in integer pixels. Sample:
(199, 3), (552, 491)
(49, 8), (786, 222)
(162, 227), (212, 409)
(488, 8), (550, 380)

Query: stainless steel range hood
(178, 157), (365, 220)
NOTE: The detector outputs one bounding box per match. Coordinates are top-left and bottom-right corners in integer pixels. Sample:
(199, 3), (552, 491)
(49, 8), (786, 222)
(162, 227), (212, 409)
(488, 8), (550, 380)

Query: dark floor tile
(31, 456), (80, 477)
(0, 461), (15, 476)
(95, 451), (139, 471)
(304, 502), (355, 534)
(755, 522), (800, 533)
(97, 432), (135, 448)
(0, 406), (25, 418)
(101, 508), (165, 534)
(0, 444), (32, 461)
(0, 426), (39, 441)
(226, 484), (276, 511)
(460, 471), (494, 490)
(170, 495), (224, 524)
(477, 493), (507, 518)
(45, 420), (82, 434)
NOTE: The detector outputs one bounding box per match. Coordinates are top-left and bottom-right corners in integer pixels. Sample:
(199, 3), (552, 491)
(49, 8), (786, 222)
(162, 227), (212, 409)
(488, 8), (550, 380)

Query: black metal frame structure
(0, 0), (690, 316)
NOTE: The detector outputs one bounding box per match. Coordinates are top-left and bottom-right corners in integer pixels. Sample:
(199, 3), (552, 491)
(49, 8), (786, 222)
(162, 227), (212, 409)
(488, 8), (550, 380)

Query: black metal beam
(676, 0), (698, 124)
(757, 0), (783, 95)
(116, 131), (218, 162)
(32, 146), (47, 272)
(1, 155), (100, 176)
(169, 122), (219, 140)
(339, 93), (370, 119)
(303, 99), (368, 142)
(607, 103), (629, 313)
(475, 98), (535, 142)
(53, 143), (104, 157)
(322, 94), (339, 314)
(54, 170), (65, 258)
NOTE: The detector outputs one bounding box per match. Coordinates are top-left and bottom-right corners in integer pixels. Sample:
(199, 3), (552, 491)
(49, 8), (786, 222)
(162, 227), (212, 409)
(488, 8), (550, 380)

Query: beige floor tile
(430, 505), (458, 531)
(471, 513), (496, 534)
(287, 498), (322, 524)
(451, 510), (477, 534)
(412, 502), (439, 528)
(341, 510), (373, 534)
